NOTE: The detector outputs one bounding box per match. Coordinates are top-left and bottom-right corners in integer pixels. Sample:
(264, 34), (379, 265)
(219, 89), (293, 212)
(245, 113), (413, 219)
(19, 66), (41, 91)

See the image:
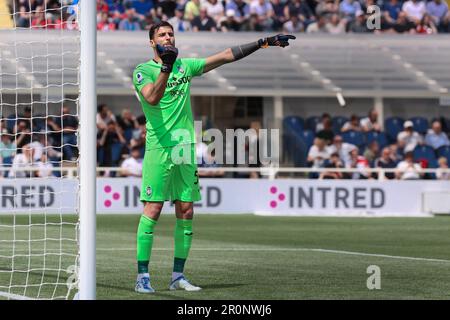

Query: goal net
(0, 0), (82, 300)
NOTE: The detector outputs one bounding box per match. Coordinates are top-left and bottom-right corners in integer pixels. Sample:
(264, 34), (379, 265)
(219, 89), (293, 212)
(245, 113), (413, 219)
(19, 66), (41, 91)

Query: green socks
(173, 219), (193, 273)
(136, 215), (157, 274)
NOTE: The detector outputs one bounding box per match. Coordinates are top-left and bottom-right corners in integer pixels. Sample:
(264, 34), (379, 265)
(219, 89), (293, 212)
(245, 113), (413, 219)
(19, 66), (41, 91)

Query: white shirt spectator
(203, 0), (225, 22)
(402, 0), (426, 21)
(36, 161), (54, 177)
(397, 130), (423, 153)
(396, 160), (422, 179)
(283, 19), (303, 33)
(327, 142), (357, 167)
(250, 0), (273, 17)
(9, 153), (32, 178)
(308, 145), (330, 168)
(121, 156), (143, 177)
(436, 168), (450, 180)
(360, 117), (380, 132)
(29, 141), (44, 162)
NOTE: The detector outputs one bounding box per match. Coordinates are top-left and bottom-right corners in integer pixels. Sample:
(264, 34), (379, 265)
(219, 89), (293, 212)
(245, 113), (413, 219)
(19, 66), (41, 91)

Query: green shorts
(140, 143), (201, 203)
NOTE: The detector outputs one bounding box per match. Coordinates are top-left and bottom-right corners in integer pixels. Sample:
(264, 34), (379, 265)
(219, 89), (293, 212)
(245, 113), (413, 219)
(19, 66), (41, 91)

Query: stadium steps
(0, 0), (13, 29)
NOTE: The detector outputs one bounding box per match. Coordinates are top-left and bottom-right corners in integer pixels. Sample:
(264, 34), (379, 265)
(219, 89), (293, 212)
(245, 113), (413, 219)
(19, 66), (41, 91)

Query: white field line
(95, 247), (450, 264)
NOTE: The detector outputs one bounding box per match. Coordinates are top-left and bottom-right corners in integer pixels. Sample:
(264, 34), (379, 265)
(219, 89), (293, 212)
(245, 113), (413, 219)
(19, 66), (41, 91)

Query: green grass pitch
(1, 214), (450, 299)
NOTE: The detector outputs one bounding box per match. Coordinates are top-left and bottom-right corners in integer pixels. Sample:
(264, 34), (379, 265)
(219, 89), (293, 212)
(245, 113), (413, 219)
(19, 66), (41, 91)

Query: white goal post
(0, 0), (96, 300)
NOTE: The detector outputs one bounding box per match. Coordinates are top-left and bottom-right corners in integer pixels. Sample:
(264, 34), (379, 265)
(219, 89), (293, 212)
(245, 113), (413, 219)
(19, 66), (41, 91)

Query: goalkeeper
(132, 21), (295, 293)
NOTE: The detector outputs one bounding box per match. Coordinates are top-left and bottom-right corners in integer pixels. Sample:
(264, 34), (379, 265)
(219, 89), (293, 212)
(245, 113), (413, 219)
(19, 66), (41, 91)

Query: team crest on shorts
(146, 186), (152, 197)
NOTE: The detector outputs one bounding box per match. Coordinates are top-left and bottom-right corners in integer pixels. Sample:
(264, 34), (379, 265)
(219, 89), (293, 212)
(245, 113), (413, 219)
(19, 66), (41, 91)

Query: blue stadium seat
(332, 116), (348, 133)
(366, 131), (388, 149)
(385, 117), (404, 143)
(437, 145), (450, 163)
(283, 116), (304, 134)
(306, 116), (321, 132)
(409, 117), (429, 135)
(342, 130), (365, 148)
(300, 130), (315, 150)
(413, 145), (436, 165)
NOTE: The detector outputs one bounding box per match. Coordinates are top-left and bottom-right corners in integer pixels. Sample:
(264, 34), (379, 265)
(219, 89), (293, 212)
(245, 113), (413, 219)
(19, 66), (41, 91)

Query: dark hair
(97, 104), (107, 113)
(149, 21), (174, 41)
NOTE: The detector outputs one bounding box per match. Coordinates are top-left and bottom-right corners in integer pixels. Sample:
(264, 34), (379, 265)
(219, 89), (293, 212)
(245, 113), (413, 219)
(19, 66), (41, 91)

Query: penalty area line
(96, 247), (450, 263)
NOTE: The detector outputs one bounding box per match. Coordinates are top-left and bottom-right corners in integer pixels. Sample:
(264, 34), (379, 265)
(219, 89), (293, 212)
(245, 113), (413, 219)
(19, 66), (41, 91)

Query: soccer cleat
(135, 275), (155, 293)
(169, 275), (201, 292)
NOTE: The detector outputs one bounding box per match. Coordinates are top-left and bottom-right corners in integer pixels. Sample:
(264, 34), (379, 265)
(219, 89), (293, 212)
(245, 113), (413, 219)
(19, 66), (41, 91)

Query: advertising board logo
(103, 185), (121, 208)
(269, 186), (286, 208)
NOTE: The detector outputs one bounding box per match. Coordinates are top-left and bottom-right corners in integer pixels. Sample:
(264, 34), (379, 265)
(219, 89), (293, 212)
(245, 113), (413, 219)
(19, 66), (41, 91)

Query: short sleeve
(183, 58), (206, 77)
(133, 65), (155, 93)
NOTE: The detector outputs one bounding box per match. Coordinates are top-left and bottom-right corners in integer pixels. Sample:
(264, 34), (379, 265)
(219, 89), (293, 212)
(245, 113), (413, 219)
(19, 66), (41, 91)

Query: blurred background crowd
(10, 0), (450, 34)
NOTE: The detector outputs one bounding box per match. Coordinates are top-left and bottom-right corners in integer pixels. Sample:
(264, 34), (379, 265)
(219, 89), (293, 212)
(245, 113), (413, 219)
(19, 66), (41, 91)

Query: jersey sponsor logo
(166, 76), (192, 88)
(177, 65), (185, 74)
(136, 72), (143, 84)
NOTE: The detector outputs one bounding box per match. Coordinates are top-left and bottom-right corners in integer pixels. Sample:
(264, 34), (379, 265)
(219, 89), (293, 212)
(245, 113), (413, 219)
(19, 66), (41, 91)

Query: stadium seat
(409, 117), (429, 135)
(332, 116), (348, 133)
(283, 116), (304, 134)
(365, 131), (388, 149)
(306, 116), (321, 132)
(437, 145), (450, 163)
(384, 117), (404, 143)
(342, 130), (365, 148)
(300, 130), (315, 150)
(413, 145), (436, 165)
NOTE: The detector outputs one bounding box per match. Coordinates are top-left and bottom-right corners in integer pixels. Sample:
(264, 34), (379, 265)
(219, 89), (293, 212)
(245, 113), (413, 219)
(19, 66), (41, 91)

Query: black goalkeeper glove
(156, 44), (178, 73)
(258, 34), (296, 48)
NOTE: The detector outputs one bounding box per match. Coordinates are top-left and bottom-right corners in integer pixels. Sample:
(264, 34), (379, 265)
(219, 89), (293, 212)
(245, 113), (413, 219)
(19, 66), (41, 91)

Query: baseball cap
(404, 120), (414, 128)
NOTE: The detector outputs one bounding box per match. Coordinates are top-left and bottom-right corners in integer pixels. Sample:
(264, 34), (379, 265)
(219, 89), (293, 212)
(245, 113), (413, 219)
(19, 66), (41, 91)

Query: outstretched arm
(203, 34), (296, 74)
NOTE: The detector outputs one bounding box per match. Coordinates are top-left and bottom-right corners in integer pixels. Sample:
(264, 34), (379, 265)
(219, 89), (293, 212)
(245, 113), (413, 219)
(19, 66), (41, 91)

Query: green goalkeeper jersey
(133, 58), (206, 150)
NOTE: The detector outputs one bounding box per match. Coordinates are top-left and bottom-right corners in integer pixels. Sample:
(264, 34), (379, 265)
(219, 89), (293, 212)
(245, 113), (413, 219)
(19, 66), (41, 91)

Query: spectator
(383, 0), (403, 24)
(271, 0), (288, 31)
(120, 146), (143, 177)
(97, 104), (116, 130)
(339, 0), (362, 19)
(397, 120), (424, 153)
(191, 8), (218, 31)
(326, 13), (347, 34)
(416, 13), (438, 33)
(157, 0), (178, 20)
(374, 147), (397, 179)
(346, 147), (371, 179)
(250, 0), (275, 31)
(436, 157), (450, 180)
(248, 12), (265, 31)
(198, 149), (225, 178)
(392, 11), (417, 33)
(426, 0), (448, 31)
(316, 0), (339, 16)
(117, 108), (139, 142)
(168, 6), (191, 31)
(184, 0), (201, 22)
(132, 0), (155, 16)
(15, 120), (32, 151)
(307, 137), (330, 168)
(341, 114), (362, 132)
(221, 9), (242, 31)
(316, 117), (335, 144)
(316, 113), (331, 132)
(395, 151), (423, 179)
(204, 0), (225, 27)
(226, 0), (251, 30)
(360, 108), (381, 132)
(9, 144), (34, 178)
(389, 143), (403, 163)
(348, 10), (370, 33)
(319, 152), (344, 179)
(363, 140), (380, 163)
(35, 153), (54, 178)
(97, 12), (116, 31)
(98, 120), (127, 173)
(0, 130), (16, 177)
(16, 6), (31, 28)
(425, 120), (450, 149)
(402, 0), (426, 24)
(283, 14), (304, 33)
(118, 8), (142, 30)
(285, 0), (315, 27)
(326, 134), (356, 167)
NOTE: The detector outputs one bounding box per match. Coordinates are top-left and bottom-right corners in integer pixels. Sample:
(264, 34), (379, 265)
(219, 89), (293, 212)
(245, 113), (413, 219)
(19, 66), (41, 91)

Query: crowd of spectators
(300, 109), (450, 180)
(10, 0), (450, 34)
